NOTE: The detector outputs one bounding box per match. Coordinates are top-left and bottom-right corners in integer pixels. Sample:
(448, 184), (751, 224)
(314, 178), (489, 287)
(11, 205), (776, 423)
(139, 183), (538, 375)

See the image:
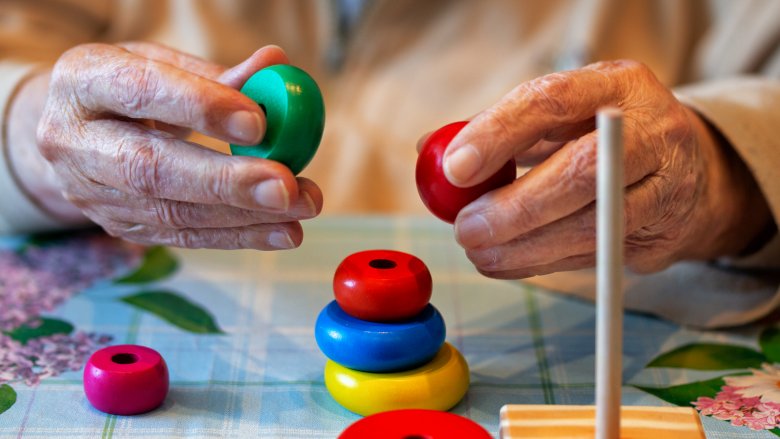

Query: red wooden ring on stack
(333, 249), (432, 322)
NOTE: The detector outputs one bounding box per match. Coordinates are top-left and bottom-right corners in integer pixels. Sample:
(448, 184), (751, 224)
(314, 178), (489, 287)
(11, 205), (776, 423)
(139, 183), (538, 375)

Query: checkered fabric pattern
(0, 217), (773, 438)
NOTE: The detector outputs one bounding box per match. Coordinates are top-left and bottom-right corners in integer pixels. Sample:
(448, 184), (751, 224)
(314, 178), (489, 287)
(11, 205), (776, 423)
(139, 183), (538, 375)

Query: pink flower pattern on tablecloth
(0, 332), (112, 386)
(0, 234), (143, 331)
(0, 233), (143, 386)
(694, 384), (780, 430)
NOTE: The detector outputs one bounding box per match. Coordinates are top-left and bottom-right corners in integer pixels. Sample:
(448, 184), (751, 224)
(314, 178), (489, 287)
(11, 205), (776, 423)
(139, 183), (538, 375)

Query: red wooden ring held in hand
(333, 250), (432, 322)
(416, 121), (517, 223)
(338, 409), (492, 439)
(83, 344), (169, 415)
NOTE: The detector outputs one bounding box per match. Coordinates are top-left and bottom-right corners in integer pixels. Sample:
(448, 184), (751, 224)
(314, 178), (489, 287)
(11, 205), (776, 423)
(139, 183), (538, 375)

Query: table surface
(0, 216), (777, 438)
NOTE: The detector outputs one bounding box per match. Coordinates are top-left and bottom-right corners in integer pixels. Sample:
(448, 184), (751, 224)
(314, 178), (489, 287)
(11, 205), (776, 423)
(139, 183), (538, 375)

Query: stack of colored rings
(315, 250), (470, 416)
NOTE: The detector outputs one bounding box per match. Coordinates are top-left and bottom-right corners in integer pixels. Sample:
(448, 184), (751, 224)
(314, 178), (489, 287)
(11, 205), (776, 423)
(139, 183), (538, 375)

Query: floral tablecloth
(1, 216), (779, 438)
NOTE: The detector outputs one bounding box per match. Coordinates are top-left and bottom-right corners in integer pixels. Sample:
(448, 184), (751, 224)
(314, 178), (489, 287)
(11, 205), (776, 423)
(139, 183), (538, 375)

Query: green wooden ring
(229, 65), (325, 175)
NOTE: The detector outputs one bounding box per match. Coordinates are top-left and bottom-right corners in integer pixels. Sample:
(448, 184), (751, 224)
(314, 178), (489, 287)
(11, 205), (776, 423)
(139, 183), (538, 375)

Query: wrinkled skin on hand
(435, 60), (770, 278)
(34, 42), (322, 250)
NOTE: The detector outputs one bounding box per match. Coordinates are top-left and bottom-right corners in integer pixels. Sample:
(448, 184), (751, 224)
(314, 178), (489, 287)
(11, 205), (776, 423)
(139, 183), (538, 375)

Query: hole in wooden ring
(111, 353), (139, 364)
(369, 259), (397, 269)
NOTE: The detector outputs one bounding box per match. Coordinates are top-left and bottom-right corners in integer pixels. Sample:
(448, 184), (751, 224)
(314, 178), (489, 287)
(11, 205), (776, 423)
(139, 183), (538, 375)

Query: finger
(455, 127), (658, 250)
(218, 45), (290, 89)
(296, 177), (324, 216)
(67, 120), (299, 211)
(61, 43), (265, 145)
(442, 60), (648, 186)
(83, 187), (319, 230)
(121, 43), (289, 138)
(416, 131), (433, 154)
(109, 221), (304, 251)
(514, 140), (566, 167)
(118, 41), (226, 80)
(464, 174), (668, 271)
(477, 253), (595, 280)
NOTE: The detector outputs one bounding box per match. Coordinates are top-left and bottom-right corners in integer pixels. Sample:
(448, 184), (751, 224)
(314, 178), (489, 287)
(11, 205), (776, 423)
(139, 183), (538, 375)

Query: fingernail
(455, 213), (492, 248)
(226, 111), (264, 145)
(444, 144), (482, 184)
(289, 192), (317, 218)
(253, 179), (289, 211)
(268, 231), (296, 249)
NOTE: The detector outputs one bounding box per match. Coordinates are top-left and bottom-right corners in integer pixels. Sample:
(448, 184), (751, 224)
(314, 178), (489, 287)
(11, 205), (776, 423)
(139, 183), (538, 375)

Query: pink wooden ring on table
(83, 344), (169, 415)
(339, 409), (492, 439)
(334, 249), (433, 322)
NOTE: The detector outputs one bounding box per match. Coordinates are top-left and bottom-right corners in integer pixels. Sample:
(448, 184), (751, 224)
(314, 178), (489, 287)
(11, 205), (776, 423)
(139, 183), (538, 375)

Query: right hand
(35, 42), (322, 250)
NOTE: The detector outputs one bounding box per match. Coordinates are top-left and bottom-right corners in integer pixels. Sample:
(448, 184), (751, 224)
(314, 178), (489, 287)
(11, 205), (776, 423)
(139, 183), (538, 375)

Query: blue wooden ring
(315, 301), (446, 372)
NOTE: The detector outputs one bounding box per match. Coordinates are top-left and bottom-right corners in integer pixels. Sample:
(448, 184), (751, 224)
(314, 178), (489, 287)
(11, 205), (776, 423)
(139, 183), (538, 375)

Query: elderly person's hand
(436, 60), (771, 278)
(9, 42), (321, 250)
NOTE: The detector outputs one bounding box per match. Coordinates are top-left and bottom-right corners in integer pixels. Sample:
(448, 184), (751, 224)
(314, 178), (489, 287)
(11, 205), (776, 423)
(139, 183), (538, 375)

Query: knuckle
(561, 141), (597, 195)
(108, 60), (160, 115)
(596, 59), (653, 81)
(665, 110), (695, 145)
(503, 196), (541, 231)
(625, 225), (680, 273)
(116, 137), (162, 196)
(480, 107), (515, 143)
(52, 43), (110, 101)
(614, 59), (646, 73)
(152, 200), (190, 229)
(35, 119), (65, 162)
(178, 87), (205, 125)
(526, 73), (573, 118)
(169, 230), (201, 249)
(231, 231), (255, 250)
(210, 162), (236, 203)
(52, 45), (95, 81)
(574, 212), (597, 243)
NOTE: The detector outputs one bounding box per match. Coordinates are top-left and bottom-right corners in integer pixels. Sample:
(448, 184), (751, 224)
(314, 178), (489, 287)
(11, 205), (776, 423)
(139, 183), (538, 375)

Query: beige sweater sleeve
(0, 61), (64, 234)
(676, 78), (780, 269)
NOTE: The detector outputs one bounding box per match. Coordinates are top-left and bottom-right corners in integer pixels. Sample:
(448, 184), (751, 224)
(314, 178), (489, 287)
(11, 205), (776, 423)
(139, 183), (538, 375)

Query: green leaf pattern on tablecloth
(646, 343), (767, 370)
(4, 318), (74, 344)
(760, 327), (780, 363)
(638, 326), (780, 433)
(121, 290), (224, 334)
(115, 246), (179, 284)
(634, 375), (733, 405)
(0, 385), (16, 414)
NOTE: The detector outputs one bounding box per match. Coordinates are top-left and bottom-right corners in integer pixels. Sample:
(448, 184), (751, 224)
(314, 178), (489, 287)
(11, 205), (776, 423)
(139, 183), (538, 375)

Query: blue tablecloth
(0, 216), (776, 438)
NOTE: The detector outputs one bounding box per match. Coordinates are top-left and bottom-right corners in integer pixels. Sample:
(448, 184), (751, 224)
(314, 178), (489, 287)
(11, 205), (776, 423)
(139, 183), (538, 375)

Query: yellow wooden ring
(324, 342), (469, 416)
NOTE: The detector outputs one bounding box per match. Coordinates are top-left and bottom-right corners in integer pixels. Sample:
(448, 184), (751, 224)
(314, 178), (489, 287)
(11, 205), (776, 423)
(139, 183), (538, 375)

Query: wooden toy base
(500, 405), (705, 439)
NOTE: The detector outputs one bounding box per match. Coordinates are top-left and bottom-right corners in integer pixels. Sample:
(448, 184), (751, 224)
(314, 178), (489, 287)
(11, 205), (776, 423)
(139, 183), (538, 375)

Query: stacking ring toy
(315, 301), (445, 372)
(339, 409), (492, 439)
(229, 64), (325, 175)
(334, 249), (432, 322)
(325, 342), (469, 416)
(83, 344), (169, 415)
(416, 121), (516, 223)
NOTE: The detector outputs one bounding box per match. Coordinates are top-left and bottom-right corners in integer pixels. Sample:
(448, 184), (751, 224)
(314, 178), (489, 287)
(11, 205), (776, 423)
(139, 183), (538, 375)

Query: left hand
(435, 60), (770, 279)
